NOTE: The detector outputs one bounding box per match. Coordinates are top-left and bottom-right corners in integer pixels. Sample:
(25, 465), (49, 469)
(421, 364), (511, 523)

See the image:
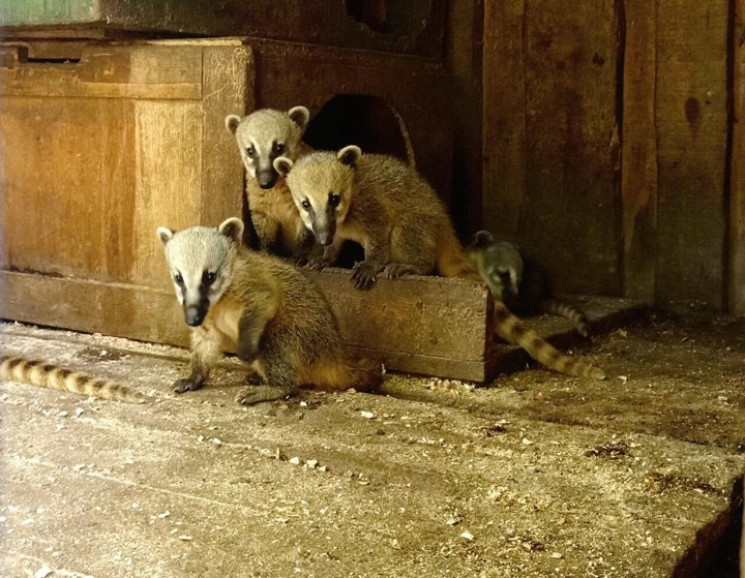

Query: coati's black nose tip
(259, 181), (275, 190)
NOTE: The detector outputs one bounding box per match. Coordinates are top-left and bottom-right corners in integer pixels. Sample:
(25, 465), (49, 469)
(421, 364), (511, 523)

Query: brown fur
(0, 355), (147, 402)
(278, 148), (605, 380)
(159, 219), (383, 405)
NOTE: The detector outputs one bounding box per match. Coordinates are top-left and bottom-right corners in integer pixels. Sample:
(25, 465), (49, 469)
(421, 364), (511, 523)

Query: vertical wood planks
(621, 0), (658, 303)
(729, 0), (745, 314)
(654, 0), (729, 307)
(481, 0), (621, 297)
(482, 0), (527, 238)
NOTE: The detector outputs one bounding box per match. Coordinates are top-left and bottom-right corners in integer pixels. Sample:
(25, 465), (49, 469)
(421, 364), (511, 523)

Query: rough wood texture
(0, 0), (445, 57)
(308, 269), (497, 382)
(0, 39), (249, 314)
(621, 0), (658, 304)
(481, 0), (621, 296)
(730, 0), (745, 315)
(482, 0), (526, 237)
(655, 0), (728, 307)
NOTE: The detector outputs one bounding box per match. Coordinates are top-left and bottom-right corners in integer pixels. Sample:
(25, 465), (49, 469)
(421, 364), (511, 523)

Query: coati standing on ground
(274, 146), (605, 380)
(466, 230), (591, 336)
(0, 355), (147, 402)
(157, 217), (383, 404)
(225, 106), (314, 259)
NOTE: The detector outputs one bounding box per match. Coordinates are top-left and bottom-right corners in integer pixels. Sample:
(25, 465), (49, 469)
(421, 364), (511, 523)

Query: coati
(0, 355), (147, 402)
(466, 230), (591, 336)
(157, 216), (383, 404)
(274, 146), (605, 380)
(225, 106), (315, 258)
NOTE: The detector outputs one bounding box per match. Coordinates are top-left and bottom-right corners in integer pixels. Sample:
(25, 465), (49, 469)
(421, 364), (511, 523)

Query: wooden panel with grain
(621, 0), (658, 303)
(729, 0), (745, 314)
(308, 269), (497, 383)
(482, 0), (527, 238)
(0, 39), (250, 314)
(654, 0), (729, 307)
(481, 0), (621, 297)
(0, 268), (498, 383)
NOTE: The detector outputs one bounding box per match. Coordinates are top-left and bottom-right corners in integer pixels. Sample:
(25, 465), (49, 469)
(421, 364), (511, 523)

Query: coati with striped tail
(466, 230), (591, 337)
(157, 217), (383, 405)
(225, 106), (315, 259)
(274, 146), (605, 380)
(0, 355), (147, 402)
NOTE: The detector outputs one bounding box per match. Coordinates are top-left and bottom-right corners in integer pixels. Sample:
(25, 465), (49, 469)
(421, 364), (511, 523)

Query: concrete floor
(0, 303), (743, 577)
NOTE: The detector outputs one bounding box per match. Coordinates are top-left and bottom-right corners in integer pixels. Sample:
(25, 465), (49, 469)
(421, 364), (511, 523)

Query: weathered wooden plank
(0, 43), (204, 100)
(482, 0), (527, 237)
(654, 0), (728, 307)
(0, 269), (497, 383)
(0, 271), (189, 347)
(621, 0), (658, 303)
(520, 0), (621, 296)
(729, 0), (745, 314)
(308, 269), (496, 382)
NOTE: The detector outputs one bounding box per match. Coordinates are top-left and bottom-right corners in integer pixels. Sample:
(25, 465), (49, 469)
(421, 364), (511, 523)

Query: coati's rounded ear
(225, 115), (242, 135)
(156, 227), (175, 246)
(218, 217), (244, 244)
(273, 156), (294, 177)
(288, 106), (310, 130)
(338, 145), (361, 167)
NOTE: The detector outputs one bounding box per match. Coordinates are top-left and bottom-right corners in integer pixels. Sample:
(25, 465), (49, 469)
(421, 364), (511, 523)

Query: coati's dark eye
(301, 199), (311, 211)
(328, 193), (341, 208)
(273, 143), (285, 155)
(246, 146), (255, 158)
(174, 273), (184, 285)
(203, 271), (217, 286)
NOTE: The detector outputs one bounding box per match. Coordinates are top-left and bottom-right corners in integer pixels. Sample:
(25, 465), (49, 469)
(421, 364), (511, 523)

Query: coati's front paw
(351, 261), (379, 290)
(173, 377), (205, 393)
(304, 256), (330, 271)
(383, 263), (418, 279)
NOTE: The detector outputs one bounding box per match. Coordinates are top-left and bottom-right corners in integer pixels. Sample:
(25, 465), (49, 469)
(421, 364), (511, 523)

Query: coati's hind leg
(381, 225), (437, 280)
(235, 335), (298, 406)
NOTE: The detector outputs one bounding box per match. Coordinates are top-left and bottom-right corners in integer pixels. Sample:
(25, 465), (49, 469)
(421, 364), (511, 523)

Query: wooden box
(0, 38), (250, 345)
(0, 37), (490, 381)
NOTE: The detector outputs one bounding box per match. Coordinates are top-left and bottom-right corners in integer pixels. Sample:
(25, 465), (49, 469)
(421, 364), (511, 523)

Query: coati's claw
(173, 378), (204, 393)
(351, 262), (378, 290)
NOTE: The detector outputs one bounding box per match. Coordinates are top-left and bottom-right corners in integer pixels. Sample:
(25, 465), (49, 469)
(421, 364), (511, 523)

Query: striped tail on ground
(492, 301), (606, 379)
(543, 299), (591, 337)
(0, 355), (149, 403)
(435, 231), (606, 380)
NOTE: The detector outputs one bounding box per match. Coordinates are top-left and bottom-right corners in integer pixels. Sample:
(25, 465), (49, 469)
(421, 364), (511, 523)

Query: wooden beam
(729, 0), (745, 314)
(0, 269), (498, 383)
(654, 0), (729, 307)
(621, 0), (658, 303)
(482, 0), (527, 237)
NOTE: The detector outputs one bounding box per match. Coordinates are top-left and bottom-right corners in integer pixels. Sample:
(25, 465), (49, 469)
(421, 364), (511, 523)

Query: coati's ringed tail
(0, 355), (148, 402)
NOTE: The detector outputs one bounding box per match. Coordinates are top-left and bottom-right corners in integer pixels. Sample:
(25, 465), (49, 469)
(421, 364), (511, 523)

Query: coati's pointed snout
(184, 304), (207, 327)
(257, 169), (278, 189)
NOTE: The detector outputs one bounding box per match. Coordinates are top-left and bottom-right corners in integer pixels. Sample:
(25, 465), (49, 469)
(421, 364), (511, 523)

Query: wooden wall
(482, 0), (737, 309)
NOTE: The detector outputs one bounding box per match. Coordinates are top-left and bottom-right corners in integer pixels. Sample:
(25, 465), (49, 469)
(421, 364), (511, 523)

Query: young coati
(274, 147), (605, 380)
(0, 355), (147, 402)
(157, 216), (383, 404)
(225, 106), (314, 258)
(466, 230), (591, 336)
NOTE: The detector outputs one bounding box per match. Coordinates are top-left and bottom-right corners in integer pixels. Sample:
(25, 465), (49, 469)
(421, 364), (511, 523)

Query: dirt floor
(0, 302), (744, 577)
